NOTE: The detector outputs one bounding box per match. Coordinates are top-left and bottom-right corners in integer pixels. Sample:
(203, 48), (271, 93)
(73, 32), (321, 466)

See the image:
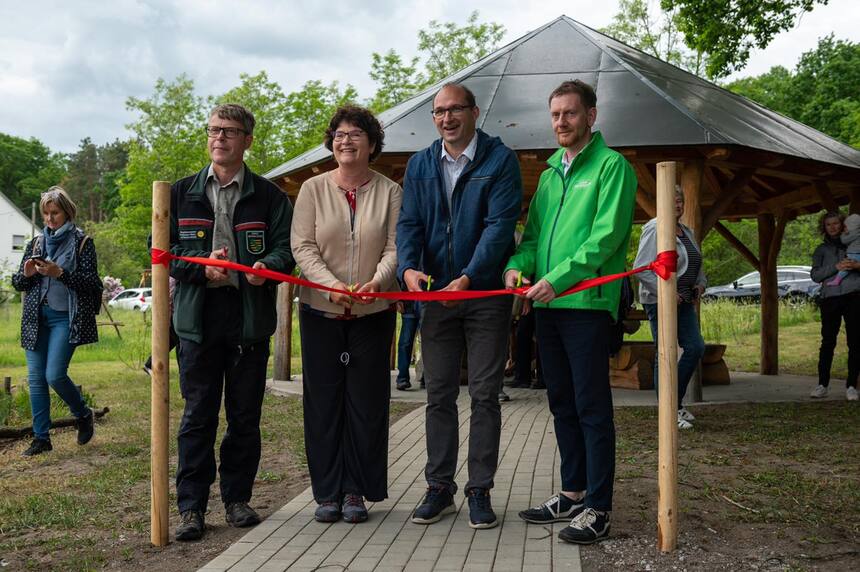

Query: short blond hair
(40, 186), (77, 221)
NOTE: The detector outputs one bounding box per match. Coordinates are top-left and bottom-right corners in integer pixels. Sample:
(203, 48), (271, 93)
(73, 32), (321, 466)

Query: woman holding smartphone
(11, 186), (103, 456)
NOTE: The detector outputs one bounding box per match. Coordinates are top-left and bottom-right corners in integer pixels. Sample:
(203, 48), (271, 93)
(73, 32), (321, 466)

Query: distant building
(0, 191), (39, 275)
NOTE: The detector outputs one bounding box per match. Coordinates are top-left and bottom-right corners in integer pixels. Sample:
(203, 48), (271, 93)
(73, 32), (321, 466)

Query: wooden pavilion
(264, 15), (860, 378)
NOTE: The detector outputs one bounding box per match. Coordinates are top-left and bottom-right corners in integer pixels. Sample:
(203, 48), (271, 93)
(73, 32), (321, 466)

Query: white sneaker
(810, 385), (829, 399)
(678, 408), (695, 422)
(677, 411), (693, 430)
(847, 386), (859, 401)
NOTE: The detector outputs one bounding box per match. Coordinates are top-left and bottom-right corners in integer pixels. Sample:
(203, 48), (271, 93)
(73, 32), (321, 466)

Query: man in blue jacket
(397, 83), (522, 529)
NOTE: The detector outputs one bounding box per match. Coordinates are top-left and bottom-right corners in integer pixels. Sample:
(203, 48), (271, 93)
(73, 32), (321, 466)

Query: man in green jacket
(170, 104), (294, 541)
(504, 80), (637, 544)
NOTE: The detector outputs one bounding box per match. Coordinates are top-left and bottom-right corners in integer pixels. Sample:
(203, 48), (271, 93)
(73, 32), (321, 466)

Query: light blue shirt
(440, 133), (478, 211)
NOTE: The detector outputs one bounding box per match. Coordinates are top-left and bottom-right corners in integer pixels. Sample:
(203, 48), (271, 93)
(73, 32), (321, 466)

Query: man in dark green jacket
(170, 104), (294, 541)
(505, 80), (637, 545)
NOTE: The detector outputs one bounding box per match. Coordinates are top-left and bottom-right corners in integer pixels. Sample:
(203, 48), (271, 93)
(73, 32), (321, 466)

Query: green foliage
(663, 0), (829, 78)
(64, 138), (128, 223)
(728, 35), (860, 148)
(602, 0), (711, 77)
(0, 132), (67, 212)
(368, 11), (505, 112)
(281, 80), (359, 160)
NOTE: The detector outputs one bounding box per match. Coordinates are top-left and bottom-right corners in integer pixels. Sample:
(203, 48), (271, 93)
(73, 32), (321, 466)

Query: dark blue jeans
(535, 309), (615, 511)
(643, 302), (706, 407)
(25, 305), (89, 440)
(396, 304), (420, 383)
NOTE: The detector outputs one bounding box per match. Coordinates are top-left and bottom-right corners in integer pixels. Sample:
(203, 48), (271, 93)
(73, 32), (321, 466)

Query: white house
(0, 190), (40, 276)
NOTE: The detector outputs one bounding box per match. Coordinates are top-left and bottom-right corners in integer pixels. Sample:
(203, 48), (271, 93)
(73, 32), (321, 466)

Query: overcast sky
(2, 0), (858, 152)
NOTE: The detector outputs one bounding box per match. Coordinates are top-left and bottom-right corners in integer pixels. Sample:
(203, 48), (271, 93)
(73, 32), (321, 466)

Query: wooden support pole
(3, 377), (10, 395)
(757, 213), (779, 375)
(656, 161), (679, 553)
(681, 161), (704, 403)
(273, 283), (294, 381)
(713, 222), (760, 268)
(701, 168), (755, 236)
(150, 181), (171, 547)
(850, 188), (860, 215)
(813, 180), (839, 213)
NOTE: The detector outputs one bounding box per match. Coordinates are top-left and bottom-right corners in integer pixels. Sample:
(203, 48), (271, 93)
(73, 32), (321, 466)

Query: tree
(282, 80), (358, 160)
(601, 0), (711, 77)
(662, 0), (829, 78)
(728, 35), (860, 148)
(0, 133), (67, 212)
(368, 11), (505, 112)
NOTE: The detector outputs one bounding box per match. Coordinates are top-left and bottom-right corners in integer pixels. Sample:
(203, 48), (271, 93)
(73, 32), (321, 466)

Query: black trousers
(175, 288), (269, 513)
(536, 309), (615, 511)
(818, 293), (860, 388)
(300, 309), (396, 503)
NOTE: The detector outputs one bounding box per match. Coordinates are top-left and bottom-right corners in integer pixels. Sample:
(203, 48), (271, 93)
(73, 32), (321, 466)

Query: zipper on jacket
(545, 166), (573, 275)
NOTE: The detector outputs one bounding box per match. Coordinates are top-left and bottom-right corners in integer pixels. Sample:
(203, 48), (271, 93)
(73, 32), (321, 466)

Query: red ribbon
(150, 248), (678, 302)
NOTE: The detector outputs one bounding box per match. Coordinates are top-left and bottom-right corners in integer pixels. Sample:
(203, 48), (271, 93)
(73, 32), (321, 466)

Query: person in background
(12, 186), (102, 457)
(396, 301), (421, 390)
(291, 105), (402, 523)
(810, 211), (860, 401)
(633, 186), (707, 429)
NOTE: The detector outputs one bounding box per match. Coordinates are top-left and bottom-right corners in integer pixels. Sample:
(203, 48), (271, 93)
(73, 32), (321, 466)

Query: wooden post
(681, 161), (704, 403)
(850, 187), (860, 215)
(150, 181), (171, 547)
(757, 213), (779, 375)
(3, 377), (10, 395)
(656, 161), (679, 553)
(273, 283), (294, 381)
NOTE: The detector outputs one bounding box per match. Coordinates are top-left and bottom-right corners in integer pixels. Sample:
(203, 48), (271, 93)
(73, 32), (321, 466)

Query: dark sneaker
(176, 510), (205, 541)
(342, 493), (368, 523)
(558, 508), (610, 544)
(411, 486), (455, 524)
(498, 389), (511, 402)
(76, 409), (94, 445)
(22, 438), (52, 457)
(467, 488), (498, 529)
(518, 493), (584, 523)
(396, 378), (411, 391)
(225, 502), (260, 528)
(314, 501), (341, 523)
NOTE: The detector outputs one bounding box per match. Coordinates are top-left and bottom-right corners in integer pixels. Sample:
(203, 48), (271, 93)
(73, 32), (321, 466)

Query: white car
(108, 288), (152, 311)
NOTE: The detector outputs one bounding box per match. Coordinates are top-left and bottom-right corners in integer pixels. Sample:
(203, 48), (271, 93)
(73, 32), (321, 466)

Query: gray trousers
(420, 296), (512, 493)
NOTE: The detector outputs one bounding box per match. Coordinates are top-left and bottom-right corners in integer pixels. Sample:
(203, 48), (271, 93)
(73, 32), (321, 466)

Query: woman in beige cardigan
(291, 105), (402, 524)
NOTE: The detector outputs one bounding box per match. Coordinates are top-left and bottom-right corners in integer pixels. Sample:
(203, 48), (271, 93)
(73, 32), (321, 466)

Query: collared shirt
(440, 133), (478, 210)
(561, 149), (577, 175)
(205, 164), (244, 289)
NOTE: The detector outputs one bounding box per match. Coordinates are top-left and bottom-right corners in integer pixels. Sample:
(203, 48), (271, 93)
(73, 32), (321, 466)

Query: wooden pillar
(273, 283), (294, 381)
(681, 161), (704, 403)
(850, 188), (860, 215)
(656, 161), (679, 553)
(757, 213), (779, 375)
(150, 181), (170, 547)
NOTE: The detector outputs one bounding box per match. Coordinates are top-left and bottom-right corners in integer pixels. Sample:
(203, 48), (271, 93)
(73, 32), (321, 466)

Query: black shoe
(76, 409), (94, 445)
(510, 379), (532, 388)
(342, 493), (368, 523)
(411, 486), (455, 524)
(314, 501), (341, 523)
(419, 377), (425, 389)
(466, 488), (498, 529)
(518, 493), (584, 523)
(530, 379), (546, 390)
(396, 378), (411, 391)
(22, 438), (52, 457)
(176, 510), (205, 541)
(225, 501), (260, 528)
(498, 389), (511, 402)
(558, 508), (610, 544)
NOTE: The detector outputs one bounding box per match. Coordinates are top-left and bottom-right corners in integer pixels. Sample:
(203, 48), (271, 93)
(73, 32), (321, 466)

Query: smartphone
(28, 255), (47, 264)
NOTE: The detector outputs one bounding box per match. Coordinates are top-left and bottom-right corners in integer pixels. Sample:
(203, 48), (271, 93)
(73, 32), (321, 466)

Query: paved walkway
(202, 370), (840, 571)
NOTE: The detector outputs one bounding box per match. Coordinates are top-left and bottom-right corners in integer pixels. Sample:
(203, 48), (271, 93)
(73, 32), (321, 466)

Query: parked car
(702, 266), (817, 303)
(108, 288), (152, 311)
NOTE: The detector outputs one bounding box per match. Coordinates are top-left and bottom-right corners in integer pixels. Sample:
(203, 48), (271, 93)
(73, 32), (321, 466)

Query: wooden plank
(713, 222), (760, 268)
(852, 188), (860, 215)
(702, 168), (755, 236)
(813, 180), (839, 213)
(757, 213), (779, 375)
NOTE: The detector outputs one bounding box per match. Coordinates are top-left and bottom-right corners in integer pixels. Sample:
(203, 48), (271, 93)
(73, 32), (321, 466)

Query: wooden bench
(610, 341), (729, 390)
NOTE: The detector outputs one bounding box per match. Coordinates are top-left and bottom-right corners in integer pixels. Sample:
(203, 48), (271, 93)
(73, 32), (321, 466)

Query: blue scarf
(43, 220), (77, 273)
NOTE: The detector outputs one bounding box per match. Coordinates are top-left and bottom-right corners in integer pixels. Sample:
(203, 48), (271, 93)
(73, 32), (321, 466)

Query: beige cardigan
(290, 170), (402, 316)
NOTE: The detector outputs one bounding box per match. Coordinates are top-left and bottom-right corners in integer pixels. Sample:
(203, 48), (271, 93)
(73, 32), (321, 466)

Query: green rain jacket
(505, 131), (637, 319)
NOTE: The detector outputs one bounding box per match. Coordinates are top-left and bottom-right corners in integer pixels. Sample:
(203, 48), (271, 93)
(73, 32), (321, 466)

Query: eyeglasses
(431, 105), (473, 119)
(333, 129), (366, 142)
(206, 126), (248, 139)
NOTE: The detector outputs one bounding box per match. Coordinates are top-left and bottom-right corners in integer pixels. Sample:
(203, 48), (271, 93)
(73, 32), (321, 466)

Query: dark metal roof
(265, 15), (860, 180)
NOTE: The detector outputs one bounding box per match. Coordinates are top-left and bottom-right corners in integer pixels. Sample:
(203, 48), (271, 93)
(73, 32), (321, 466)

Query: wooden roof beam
(702, 167), (755, 236)
(813, 180), (840, 213)
(713, 221), (759, 268)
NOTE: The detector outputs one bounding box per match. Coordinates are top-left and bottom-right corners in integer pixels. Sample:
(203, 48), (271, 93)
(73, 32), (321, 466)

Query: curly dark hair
(324, 105), (385, 162)
(819, 210), (845, 237)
